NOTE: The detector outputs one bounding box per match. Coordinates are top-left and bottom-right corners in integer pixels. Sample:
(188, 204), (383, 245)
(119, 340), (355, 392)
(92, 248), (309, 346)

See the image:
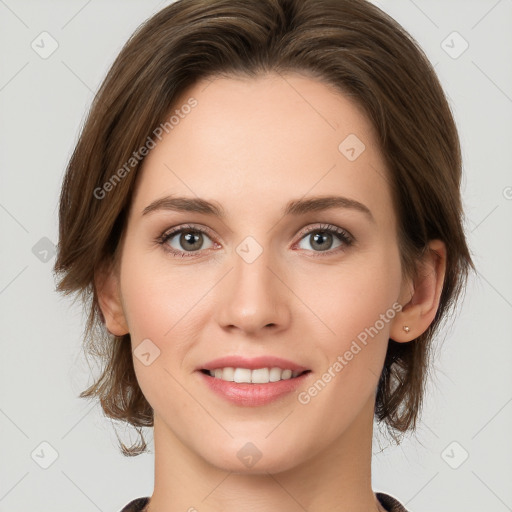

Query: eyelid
(294, 222), (354, 246)
(159, 223), (218, 242)
(157, 222), (354, 257)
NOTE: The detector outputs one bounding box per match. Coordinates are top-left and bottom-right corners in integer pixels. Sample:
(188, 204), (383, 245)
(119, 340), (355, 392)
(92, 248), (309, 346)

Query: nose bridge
(215, 238), (290, 333)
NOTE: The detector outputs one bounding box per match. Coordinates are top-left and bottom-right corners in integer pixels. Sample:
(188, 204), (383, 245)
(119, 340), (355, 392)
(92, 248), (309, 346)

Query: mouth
(197, 366), (312, 406)
(196, 355), (312, 406)
(200, 367), (312, 383)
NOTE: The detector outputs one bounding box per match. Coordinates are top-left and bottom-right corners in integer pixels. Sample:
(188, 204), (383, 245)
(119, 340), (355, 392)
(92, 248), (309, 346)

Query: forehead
(130, 72), (393, 225)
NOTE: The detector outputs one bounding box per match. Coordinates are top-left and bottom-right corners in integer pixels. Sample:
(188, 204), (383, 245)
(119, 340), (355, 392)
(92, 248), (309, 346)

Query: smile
(201, 367), (310, 383)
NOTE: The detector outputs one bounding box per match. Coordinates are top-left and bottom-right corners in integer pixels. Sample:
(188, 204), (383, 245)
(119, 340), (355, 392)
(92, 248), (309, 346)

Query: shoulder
(376, 492), (410, 512)
(119, 494), (407, 512)
(119, 497), (150, 512)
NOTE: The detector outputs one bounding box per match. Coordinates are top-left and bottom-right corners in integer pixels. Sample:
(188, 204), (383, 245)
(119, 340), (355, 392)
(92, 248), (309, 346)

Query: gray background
(1, 1), (511, 511)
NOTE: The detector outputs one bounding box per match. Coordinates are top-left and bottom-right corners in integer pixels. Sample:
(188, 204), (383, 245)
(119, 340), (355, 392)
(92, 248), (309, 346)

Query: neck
(146, 395), (383, 512)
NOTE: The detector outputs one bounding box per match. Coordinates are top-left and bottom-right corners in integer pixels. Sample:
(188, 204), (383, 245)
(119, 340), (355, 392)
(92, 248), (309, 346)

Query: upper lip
(198, 355), (309, 372)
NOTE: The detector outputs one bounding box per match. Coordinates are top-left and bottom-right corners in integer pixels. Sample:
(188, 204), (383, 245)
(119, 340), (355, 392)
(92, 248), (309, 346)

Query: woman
(53, 0), (473, 510)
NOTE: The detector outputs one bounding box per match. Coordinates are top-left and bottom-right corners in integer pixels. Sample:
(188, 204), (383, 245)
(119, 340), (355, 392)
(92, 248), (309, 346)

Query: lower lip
(198, 371), (310, 406)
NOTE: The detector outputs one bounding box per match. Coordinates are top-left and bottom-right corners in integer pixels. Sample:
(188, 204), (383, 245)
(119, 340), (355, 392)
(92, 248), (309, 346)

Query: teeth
(269, 367), (282, 382)
(206, 367), (303, 383)
(251, 368), (269, 384)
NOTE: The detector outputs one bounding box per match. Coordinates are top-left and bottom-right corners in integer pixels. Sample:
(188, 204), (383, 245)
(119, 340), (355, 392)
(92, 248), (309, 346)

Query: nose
(214, 245), (291, 336)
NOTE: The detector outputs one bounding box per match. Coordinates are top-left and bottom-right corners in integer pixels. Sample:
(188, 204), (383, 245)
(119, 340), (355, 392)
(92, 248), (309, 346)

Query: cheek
(296, 253), (402, 344)
(118, 252), (215, 407)
(120, 259), (209, 415)
(120, 252), (207, 339)
(291, 260), (401, 436)
(293, 251), (402, 399)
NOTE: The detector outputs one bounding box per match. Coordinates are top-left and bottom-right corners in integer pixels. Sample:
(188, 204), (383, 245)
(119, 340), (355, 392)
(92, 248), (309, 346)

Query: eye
(157, 224), (216, 257)
(156, 222), (354, 259)
(295, 223), (353, 255)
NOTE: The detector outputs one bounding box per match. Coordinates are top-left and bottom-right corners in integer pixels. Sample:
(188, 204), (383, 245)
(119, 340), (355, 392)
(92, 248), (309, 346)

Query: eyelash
(155, 223), (354, 258)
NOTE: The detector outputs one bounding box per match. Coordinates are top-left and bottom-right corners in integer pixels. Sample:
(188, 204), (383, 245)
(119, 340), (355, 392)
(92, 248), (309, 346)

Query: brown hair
(53, 0), (473, 456)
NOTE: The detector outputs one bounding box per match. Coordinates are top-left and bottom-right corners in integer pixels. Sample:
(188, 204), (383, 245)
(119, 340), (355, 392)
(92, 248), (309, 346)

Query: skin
(97, 72), (446, 512)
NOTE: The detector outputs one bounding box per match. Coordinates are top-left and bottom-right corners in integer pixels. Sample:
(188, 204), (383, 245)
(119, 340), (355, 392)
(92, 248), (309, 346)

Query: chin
(200, 437), (309, 475)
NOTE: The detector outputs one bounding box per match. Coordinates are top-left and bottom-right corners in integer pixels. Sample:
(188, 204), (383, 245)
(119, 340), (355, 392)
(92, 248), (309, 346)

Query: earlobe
(390, 240), (447, 343)
(95, 263), (129, 336)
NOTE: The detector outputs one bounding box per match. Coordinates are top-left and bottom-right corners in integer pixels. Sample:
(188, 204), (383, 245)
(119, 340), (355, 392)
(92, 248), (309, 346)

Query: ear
(95, 262), (129, 336)
(390, 240), (447, 342)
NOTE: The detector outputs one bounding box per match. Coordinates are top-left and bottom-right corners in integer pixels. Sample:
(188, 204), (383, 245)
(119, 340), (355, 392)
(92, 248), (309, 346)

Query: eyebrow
(142, 194), (374, 222)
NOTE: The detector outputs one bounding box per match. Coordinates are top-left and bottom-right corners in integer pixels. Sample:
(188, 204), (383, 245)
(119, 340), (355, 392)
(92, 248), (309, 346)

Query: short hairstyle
(53, 0), (473, 456)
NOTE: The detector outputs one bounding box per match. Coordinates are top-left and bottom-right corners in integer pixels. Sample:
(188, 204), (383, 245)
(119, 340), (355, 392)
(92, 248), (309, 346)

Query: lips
(196, 355), (312, 406)
(198, 355), (309, 373)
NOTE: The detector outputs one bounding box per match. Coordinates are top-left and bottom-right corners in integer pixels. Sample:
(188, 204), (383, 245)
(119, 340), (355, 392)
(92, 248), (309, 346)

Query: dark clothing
(120, 492), (409, 511)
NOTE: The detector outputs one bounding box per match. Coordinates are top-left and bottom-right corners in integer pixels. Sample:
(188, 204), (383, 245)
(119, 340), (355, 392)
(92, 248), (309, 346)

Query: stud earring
(403, 325), (410, 333)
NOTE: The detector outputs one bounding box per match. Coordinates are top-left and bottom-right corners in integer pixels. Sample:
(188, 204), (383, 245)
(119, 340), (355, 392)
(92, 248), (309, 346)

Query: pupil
(182, 231), (202, 250)
(312, 232), (332, 251)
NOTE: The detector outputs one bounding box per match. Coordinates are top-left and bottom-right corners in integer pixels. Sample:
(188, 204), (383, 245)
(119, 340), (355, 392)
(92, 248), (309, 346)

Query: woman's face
(112, 72), (409, 473)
